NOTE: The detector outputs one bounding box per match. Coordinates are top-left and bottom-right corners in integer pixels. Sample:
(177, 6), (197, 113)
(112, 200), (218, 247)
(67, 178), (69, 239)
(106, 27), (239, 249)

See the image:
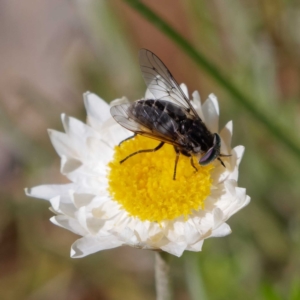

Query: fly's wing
(139, 49), (200, 118)
(110, 103), (184, 147)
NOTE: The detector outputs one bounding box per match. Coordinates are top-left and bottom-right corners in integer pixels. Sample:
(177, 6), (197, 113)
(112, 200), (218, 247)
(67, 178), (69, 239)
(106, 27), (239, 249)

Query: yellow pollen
(107, 136), (213, 222)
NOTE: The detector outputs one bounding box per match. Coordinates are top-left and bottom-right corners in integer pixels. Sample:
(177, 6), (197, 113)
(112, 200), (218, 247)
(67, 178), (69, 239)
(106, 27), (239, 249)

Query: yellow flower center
(107, 136), (213, 222)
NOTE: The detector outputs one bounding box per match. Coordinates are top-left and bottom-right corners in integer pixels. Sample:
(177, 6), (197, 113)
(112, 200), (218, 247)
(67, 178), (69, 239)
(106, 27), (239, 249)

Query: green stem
(123, 0), (300, 161)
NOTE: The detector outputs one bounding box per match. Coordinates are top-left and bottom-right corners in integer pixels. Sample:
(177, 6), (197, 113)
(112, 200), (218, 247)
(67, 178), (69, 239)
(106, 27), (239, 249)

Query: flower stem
(123, 0), (300, 163)
(155, 252), (172, 300)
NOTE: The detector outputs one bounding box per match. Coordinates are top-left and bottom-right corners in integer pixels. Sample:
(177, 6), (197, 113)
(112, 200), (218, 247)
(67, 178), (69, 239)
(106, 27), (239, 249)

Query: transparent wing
(110, 104), (141, 132)
(110, 103), (183, 147)
(139, 48), (200, 118)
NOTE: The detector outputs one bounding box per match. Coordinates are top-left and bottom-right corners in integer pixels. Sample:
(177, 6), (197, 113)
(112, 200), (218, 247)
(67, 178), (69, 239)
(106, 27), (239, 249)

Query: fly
(110, 49), (230, 180)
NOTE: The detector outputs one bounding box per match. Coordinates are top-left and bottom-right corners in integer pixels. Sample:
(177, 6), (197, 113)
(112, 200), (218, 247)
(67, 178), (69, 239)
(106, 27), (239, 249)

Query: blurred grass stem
(124, 0), (300, 162)
(155, 252), (172, 300)
(184, 253), (208, 300)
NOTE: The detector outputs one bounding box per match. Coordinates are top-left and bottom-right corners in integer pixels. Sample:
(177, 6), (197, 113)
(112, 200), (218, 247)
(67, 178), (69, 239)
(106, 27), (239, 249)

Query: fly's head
(199, 133), (221, 166)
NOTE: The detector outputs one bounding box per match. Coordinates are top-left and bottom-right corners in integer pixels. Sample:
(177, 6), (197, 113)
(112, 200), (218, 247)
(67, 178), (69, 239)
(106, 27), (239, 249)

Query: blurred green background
(1, 0), (300, 299)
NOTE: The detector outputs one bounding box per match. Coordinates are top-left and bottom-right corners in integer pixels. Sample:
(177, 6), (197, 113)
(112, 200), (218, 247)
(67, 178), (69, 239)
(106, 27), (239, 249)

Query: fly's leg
(190, 156), (198, 172)
(218, 153), (232, 167)
(173, 147), (180, 181)
(120, 141), (164, 164)
(219, 153), (232, 157)
(119, 134), (136, 146)
(218, 157), (226, 167)
(173, 150), (197, 180)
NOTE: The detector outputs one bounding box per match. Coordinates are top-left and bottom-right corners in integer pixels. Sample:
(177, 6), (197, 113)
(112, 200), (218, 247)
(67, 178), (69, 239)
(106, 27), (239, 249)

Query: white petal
(49, 195), (62, 213)
(48, 129), (78, 158)
(233, 145), (245, 165)
(212, 145), (245, 183)
(220, 120), (233, 154)
(86, 218), (106, 235)
(213, 207), (225, 228)
(145, 88), (153, 99)
(192, 90), (201, 105)
(92, 200), (122, 221)
(202, 94), (219, 133)
(50, 215), (87, 236)
(243, 195), (251, 209)
(210, 223), (231, 237)
(187, 239), (204, 251)
(208, 94), (219, 115)
(110, 96), (130, 107)
(84, 92), (110, 129)
(163, 220), (185, 243)
(190, 213), (214, 237)
(61, 114), (99, 144)
(133, 221), (151, 242)
(228, 146), (245, 181)
(71, 193), (95, 209)
(161, 242), (187, 257)
(147, 223), (165, 243)
(49, 195), (76, 217)
(100, 123), (132, 148)
(86, 137), (113, 164)
(118, 227), (136, 243)
(71, 236), (123, 258)
(60, 156), (83, 175)
(184, 221), (202, 244)
(230, 189), (251, 214)
(192, 91), (205, 120)
(25, 184), (74, 201)
(224, 179), (237, 197)
(180, 83), (189, 98)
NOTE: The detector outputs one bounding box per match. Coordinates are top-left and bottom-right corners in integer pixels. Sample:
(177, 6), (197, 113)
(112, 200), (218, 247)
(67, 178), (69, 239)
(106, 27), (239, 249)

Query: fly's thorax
(183, 119), (214, 152)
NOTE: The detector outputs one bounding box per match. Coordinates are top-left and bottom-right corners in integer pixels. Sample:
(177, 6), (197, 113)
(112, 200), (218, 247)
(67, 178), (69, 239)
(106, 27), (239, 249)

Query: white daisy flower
(26, 88), (250, 258)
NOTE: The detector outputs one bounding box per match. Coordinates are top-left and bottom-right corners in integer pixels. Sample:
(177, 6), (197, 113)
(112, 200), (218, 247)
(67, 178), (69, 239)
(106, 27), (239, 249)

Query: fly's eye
(199, 133), (221, 166)
(199, 147), (217, 165)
